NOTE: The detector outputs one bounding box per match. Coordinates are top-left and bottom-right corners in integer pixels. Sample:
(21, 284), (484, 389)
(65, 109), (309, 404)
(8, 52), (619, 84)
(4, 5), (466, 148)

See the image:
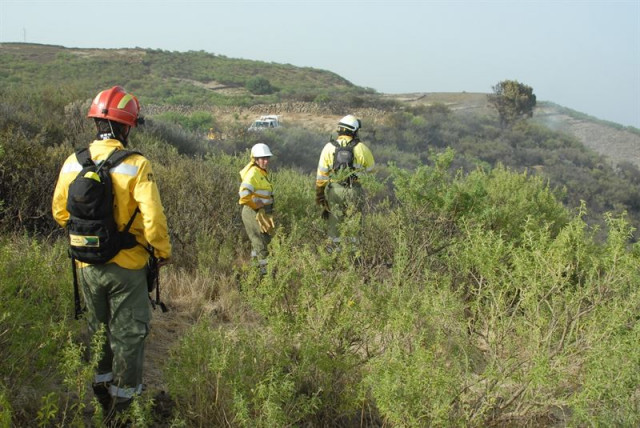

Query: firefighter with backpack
(51, 86), (172, 423)
(315, 115), (375, 250)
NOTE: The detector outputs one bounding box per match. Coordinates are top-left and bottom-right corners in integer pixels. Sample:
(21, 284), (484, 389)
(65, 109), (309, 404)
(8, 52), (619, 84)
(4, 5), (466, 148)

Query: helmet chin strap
(108, 120), (116, 138)
(97, 120), (128, 146)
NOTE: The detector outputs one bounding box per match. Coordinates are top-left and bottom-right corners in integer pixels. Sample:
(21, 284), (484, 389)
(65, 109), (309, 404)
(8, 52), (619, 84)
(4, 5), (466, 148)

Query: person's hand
(256, 209), (275, 234)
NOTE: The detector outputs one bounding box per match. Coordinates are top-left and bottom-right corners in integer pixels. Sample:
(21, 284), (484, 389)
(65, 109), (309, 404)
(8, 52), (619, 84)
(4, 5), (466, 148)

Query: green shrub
(148, 151), (242, 270)
(246, 77), (275, 95)
(446, 207), (640, 425)
(0, 386), (11, 428)
(166, 322), (320, 427)
(0, 130), (69, 235)
(154, 110), (218, 134)
(0, 236), (79, 425)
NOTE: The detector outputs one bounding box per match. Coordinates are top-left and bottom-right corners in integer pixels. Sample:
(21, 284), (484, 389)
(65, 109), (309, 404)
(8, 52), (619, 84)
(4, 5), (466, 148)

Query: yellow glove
(256, 209), (275, 234)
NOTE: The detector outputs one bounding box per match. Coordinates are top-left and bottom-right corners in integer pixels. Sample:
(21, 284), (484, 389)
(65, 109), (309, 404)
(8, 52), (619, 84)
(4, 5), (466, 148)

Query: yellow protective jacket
(52, 139), (172, 270)
(315, 135), (375, 188)
(238, 161), (274, 211)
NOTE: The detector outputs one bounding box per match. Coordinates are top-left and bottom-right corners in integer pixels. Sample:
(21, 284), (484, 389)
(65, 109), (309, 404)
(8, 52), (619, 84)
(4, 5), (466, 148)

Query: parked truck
(248, 115), (281, 132)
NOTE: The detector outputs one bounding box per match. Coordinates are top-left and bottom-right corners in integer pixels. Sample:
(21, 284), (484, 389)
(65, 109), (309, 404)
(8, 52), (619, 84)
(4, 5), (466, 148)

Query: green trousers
(241, 204), (271, 264)
(325, 181), (364, 242)
(78, 263), (150, 399)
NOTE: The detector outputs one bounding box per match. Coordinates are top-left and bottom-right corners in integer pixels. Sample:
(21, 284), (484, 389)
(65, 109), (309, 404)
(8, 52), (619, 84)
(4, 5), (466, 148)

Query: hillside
(4, 42), (640, 233)
(0, 43), (369, 107)
(3, 43), (640, 427)
(381, 92), (640, 170)
(534, 103), (640, 169)
(4, 43), (638, 171)
(151, 91), (640, 173)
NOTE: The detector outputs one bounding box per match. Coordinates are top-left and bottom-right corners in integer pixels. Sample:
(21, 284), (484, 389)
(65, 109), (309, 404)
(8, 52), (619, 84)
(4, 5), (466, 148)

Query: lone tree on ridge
(488, 79), (537, 128)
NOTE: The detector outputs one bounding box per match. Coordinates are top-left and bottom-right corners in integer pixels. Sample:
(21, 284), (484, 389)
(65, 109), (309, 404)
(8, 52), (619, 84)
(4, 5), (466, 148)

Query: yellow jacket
(316, 135), (375, 188)
(238, 161), (274, 211)
(52, 139), (172, 269)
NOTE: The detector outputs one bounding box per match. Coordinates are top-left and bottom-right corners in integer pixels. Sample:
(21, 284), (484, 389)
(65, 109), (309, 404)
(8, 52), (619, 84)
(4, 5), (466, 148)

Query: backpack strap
(75, 148), (142, 169)
(331, 137), (360, 149)
(109, 150), (143, 235)
(75, 148), (94, 167)
(70, 255), (85, 320)
(143, 245), (169, 313)
(105, 149), (142, 169)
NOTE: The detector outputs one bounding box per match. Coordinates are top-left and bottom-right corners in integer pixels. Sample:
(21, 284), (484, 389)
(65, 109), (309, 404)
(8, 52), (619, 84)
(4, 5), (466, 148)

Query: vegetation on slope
(1, 45), (640, 426)
(0, 43), (378, 107)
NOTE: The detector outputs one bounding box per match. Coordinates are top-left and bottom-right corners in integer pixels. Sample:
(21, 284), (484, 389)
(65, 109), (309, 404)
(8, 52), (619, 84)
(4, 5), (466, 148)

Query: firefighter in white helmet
(315, 115), (375, 250)
(239, 143), (275, 270)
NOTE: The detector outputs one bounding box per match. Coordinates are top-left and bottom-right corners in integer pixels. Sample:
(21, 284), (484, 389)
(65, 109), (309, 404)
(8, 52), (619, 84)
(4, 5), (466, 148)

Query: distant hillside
(3, 43), (638, 170)
(534, 102), (640, 169)
(0, 43), (374, 107)
(381, 93), (640, 170)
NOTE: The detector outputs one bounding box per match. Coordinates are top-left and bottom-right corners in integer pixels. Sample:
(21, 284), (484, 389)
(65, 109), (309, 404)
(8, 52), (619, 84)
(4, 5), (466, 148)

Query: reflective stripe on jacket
(52, 139), (172, 269)
(315, 135), (375, 187)
(238, 162), (273, 211)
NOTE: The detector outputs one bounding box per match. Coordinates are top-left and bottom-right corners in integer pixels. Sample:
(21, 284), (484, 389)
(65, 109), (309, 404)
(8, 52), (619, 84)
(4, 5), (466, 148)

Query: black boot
(91, 382), (112, 414)
(104, 397), (132, 427)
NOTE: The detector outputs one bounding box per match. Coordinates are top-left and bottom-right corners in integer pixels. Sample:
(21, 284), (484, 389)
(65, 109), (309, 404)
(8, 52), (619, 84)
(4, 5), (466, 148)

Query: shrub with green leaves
(154, 110), (218, 134)
(246, 76), (275, 95)
(3, 55), (640, 426)
(0, 236), (78, 424)
(166, 321), (321, 427)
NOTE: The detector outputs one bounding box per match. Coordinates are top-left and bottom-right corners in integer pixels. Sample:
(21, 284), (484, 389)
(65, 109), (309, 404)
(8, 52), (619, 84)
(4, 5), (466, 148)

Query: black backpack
(66, 148), (141, 264)
(332, 138), (359, 171)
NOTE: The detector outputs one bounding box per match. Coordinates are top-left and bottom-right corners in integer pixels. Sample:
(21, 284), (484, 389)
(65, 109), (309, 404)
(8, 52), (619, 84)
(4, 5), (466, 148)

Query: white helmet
(251, 143), (273, 158)
(337, 114), (361, 133)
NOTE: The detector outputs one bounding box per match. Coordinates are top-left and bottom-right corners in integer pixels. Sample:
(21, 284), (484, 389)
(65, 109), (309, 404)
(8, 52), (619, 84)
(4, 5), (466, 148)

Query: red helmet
(87, 86), (141, 127)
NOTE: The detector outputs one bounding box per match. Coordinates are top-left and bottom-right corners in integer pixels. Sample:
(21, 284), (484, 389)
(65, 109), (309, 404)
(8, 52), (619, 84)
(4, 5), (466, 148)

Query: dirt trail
(144, 309), (190, 393)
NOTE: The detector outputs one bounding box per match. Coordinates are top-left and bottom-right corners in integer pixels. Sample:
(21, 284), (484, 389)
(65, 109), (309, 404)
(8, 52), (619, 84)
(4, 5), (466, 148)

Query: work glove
(256, 208), (275, 234)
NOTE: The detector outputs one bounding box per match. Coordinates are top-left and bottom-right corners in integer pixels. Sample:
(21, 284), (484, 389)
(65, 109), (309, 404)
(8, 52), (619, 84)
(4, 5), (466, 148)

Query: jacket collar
(90, 139), (125, 150)
(336, 135), (354, 146)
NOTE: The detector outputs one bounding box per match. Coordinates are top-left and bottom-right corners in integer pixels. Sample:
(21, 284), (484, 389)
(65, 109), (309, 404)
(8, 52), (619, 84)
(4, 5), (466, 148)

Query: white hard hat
(251, 143), (273, 158)
(337, 114), (361, 133)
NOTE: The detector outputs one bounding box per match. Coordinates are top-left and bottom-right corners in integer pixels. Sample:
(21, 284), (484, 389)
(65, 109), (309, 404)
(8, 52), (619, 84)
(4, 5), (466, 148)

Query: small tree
(246, 76), (275, 95)
(488, 79), (536, 127)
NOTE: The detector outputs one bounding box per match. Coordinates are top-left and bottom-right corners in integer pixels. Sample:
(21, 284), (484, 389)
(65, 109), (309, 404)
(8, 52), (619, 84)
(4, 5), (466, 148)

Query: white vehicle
(248, 115), (281, 132)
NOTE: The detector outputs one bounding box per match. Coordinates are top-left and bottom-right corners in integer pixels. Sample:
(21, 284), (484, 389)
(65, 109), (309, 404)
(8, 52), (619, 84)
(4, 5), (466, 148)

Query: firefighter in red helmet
(52, 86), (171, 423)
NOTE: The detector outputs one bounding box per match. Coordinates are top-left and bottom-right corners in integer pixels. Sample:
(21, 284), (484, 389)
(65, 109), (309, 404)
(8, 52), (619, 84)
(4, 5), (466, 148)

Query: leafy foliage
(488, 79), (537, 127)
(2, 45), (640, 426)
(246, 76), (275, 95)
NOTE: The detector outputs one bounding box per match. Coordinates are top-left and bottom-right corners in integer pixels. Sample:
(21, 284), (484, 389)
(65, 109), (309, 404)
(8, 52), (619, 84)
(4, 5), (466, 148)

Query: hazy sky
(2, 0), (639, 128)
